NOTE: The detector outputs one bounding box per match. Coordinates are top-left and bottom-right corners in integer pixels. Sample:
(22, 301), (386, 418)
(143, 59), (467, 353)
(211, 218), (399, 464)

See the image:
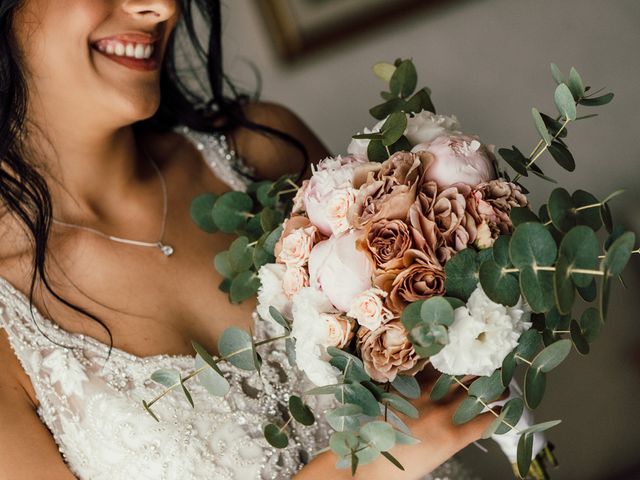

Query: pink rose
(347, 288), (393, 331)
(282, 266), (310, 298)
(308, 230), (374, 312)
(277, 219), (317, 268)
(412, 135), (496, 187)
(325, 314), (356, 349)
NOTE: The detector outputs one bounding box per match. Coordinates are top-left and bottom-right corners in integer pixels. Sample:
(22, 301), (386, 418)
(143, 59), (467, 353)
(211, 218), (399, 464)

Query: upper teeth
(95, 41), (154, 60)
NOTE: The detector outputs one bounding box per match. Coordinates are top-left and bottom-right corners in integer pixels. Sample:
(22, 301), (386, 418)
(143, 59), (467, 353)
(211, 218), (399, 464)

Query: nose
(121, 0), (178, 22)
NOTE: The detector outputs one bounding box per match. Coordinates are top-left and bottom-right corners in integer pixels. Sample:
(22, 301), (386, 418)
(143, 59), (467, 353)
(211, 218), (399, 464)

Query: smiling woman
(0, 1), (490, 479)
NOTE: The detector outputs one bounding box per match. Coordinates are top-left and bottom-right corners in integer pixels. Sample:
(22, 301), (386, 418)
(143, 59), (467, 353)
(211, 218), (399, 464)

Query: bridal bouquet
(144, 59), (634, 479)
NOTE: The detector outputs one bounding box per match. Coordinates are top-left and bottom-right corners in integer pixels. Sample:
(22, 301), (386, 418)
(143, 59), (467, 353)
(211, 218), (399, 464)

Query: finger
(457, 411), (495, 445)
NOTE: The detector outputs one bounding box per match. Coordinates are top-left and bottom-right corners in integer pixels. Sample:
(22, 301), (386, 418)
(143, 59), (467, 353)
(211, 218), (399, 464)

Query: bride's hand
(296, 367), (495, 480)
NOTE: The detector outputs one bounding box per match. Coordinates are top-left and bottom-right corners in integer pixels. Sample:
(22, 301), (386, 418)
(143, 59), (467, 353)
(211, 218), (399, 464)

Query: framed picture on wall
(257, 0), (446, 62)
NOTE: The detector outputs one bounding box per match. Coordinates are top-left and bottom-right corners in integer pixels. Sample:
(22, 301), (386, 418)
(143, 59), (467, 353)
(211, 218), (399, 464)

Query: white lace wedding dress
(0, 126), (475, 479)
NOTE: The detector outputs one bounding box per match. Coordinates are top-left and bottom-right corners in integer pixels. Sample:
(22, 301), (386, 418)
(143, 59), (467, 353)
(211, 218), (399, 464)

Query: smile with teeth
(94, 40), (155, 60)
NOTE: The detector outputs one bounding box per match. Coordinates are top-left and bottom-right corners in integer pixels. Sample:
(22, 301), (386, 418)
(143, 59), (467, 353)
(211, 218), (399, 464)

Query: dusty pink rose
(291, 180), (309, 214)
(467, 179), (528, 247)
(375, 250), (446, 314)
(308, 230), (374, 312)
(356, 319), (427, 383)
(408, 181), (477, 264)
(282, 266), (309, 298)
(364, 219), (413, 271)
(276, 216), (317, 267)
(349, 151), (434, 228)
(412, 135), (496, 187)
(347, 287), (393, 331)
(325, 314), (356, 349)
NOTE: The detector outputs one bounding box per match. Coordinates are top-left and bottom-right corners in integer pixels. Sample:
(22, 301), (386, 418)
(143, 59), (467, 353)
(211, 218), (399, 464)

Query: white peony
(256, 264), (292, 334)
(291, 288), (342, 386)
(405, 111), (461, 145)
(308, 231), (374, 312)
(304, 156), (366, 236)
(430, 283), (531, 377)
(347, 119), (385, 156)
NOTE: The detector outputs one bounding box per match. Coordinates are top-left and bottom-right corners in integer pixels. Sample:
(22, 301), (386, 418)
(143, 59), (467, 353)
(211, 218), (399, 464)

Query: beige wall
(222, 1), (640, 478)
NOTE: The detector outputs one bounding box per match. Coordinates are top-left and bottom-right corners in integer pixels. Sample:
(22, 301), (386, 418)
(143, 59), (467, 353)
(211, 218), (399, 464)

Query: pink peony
(308, 230), (374, 312)
(412, 134), (496, 187)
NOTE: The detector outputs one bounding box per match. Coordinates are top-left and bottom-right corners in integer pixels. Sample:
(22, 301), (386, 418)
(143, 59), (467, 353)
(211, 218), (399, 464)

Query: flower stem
(513, 118), (571, 183)
(514, 354), (533, 366)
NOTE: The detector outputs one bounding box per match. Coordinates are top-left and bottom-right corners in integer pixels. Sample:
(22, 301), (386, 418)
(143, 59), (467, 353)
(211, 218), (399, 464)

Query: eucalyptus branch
(453, 378), (521, 435)
(145, 333), (290, 409)
(514, 354), (533, 366)
(502, 266), (605, 276)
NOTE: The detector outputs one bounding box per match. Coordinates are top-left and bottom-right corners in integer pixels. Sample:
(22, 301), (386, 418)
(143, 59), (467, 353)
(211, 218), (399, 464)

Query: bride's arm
(0, 331), (76, 479)
(295, 381), (494, 480)
(229, 101), (332, 179)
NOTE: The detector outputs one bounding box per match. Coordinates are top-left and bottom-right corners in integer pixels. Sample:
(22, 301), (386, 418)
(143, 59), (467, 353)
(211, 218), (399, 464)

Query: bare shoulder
(231, 101), (332, 180)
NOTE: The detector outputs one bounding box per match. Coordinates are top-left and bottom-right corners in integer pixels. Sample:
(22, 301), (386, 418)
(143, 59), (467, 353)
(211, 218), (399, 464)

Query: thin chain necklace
(51, 147), (175, 257)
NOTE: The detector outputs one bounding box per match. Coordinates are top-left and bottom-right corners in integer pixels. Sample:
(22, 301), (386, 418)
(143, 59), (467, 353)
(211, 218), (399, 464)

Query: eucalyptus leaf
(218, 327), (255, 370)
(501, 351), (516, 386)
(510, 222), (557, 268)
(381, 112), (408, 147)
(151, 368), (180, 389)
(517, 432), (534, 477)
(214, 251), (235, 279)
(554, 83), (577, 121)
(380, 451), (405, 471)
(405, 87), (435, 114)
(531, 339), (572, 373)
(493, 397), (525, 436)
(524, 367), (546, 409)
(263, 423), (288, 449)
(369, 98), (405, 121)
(479, 259), (520, 307)
(570, 319), (590, 355)
(579, 93), (614, 106)
(190, 193), (218, 233)
(548, 187), (576, 232)
(368, 139), (389, 162)
(211, 191), (253, 233)
(326, 404), (363, 432)
(568, 67), (585, 100)
(430, 374), (454, 401)
(452, 397), (484, 425)
(499, 147), (529, 176)
(229, 271), (260, 304)
(389, 59), (417, 98)
(256, 181), (277, 208)
(335, 383), (380, 417)
(580, 307), (602, 342)
(391, 375), (421, 400)
(510, 207), (539, 227)
(548, 141), (575, 172)
(329, 431), (359, 457)
(228, 237), (253, 273)
(372, 62), (396, 83)
(520, 266), (555, 313)
(532, 108), (552, 146)
(577, 278), (597, 302)
(515, 329), (542, 362)
(573, 190), (603, 231)
(419, 297), (455, 326)
(180, 379), (194, 408)
(550, 63), (564, 85)
(195, 355), (230, 396)
(601, 231), (635, 276)
(380, 392), (419, 419)
(468, 371), (505, 402)
(444, 248), (481, 301)
(253, 244), (274, 271)
(359, 421), (396, 452)
(263, 226), (283, 256)
(289, 395), (315, 426)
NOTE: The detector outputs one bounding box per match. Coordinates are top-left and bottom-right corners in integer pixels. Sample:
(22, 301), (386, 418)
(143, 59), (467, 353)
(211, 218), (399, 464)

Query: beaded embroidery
(0, 127), (474, 480)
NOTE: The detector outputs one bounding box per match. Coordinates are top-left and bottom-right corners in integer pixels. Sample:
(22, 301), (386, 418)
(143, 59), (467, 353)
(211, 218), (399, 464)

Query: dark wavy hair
(0, 0), (308, 352)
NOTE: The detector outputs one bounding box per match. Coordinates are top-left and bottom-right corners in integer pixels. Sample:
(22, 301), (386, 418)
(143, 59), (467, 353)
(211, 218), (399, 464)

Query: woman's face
(13, 0), (181, 129)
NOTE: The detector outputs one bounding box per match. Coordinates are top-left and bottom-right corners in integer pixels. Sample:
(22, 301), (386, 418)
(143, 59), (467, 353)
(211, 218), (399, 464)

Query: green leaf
(360, 421), (396, 452)
(260, 208), (284, 232)
(151, 368), (180, 388)
(380, 451), (405, 471)
(567, 67), (585, 100)
(453, 397), (484, 425)
(380, 392), (419, 418)
(329, 355), (370, 383)
(493, 397), (525, 436)
(368, 139), (389, 162)
(266, 306), (290, 332)
(253, 245), (275, 269)
(541, 113), (567, 138)
(499, 147), (529, 176)
(601, 231), (635, 276)
(369, 98), (406, 121)
(214, 251), (235, 279)
(550, 63), (564, 85)
(191, 340), (223, 373)
(570, 319), (590, 354)
(381, 112), (408, 147)
(195, 355), (230, 396)
(228, 237), (254, 273)
(524, 367), (546, 409)
(479, 259), (520, 307)
(263, 423), (288, 449)
(330, 430), (359, 457)
(501, 350), (517, 386)
(520, 266), (555, 313)
(559, 225), (600, 288)
(483, 397), (524, 438)
(326, 404), (363, 432)
(419, 297), (455, 326)
(289, 395), (315, 426)
(532, 108), (552, 146)
(579, 93), (614, 106)
(211, 191), (253, 234)
(553, 256), (574, 315)
(521, 419), (562, 435)
(577, 278), (597, 302)
(256, 181), (277, 208)
(180, 379), (194, 408)
(510, 222), (557, 268)
(229, 271), (260, 304)
(510, 207), (539, 227)
(517, 432), (534, 477)
(389, 60), (417, 98)
(336, 383), (380, 417)
(548, 141), (575, 172)
(572, 190), (603, 231)
(580, 307), (602, 342)
(430, 374), (454, 401)
(531, 339), (572, 373)
(190, 193), (218, 233)
(444, 248), (481, 301)
(548, 187), (576, 232)
(263, 226), (283, 255)
(218, 327), (255, 370)
(391, 375), (421, 400)
(515, 329), (542, 362)
(599, 274), (612, 322)
(305, 384), (341, 396)
(405, 87), (435, 114)
(401, 300), (425, 331)
(554, 83), (577, 121)
(468, 371), (505, 402)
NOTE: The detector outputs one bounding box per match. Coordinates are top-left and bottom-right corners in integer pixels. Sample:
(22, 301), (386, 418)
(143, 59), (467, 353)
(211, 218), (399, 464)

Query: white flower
(308, 231), (374, 312)
(277, 224), (316, 268)
(291, 288), (341, 386)
(257, 264), (292, 333)
(347, 119), (385, 156)
(405, 111), (461, 145)
(291, 180), (309, 214)
(304, 156), (366, 236)
(347, 288), (393, 330)
(282, 266), (309, 298)
(430, 283), (531, 377)
(42, 349), (89, 397)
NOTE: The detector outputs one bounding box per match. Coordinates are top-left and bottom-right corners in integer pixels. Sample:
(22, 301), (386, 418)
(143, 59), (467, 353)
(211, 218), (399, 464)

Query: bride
(0, 0), (494, 478)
